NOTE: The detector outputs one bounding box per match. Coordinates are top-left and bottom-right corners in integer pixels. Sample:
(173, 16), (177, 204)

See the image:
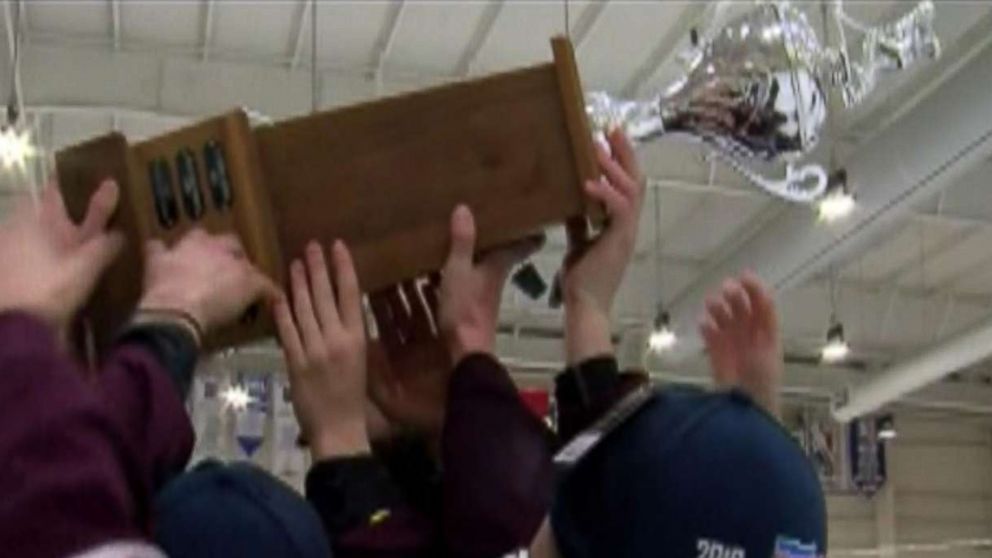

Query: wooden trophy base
(56, 37), (598, 354)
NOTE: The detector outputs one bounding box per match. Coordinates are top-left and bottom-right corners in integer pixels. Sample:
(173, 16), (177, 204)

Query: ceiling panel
(386, 2), (489, 75)
(309, 2), (394, 71)
(122, 3), (201, 48)
(840, 219), (970, 284)
(214, 2), (296, 59)
(470, 1), (596, 74)
(118, 114), (187, 143)
(49, 111), (110, 149)
(25, 1), (107, 37)
(950, 262), (992, 297)
(613, 256), (699, 319)
(574, 1), (679, 92)
(897, 228), (992, 291)
(935, 159), (992, 222)
(634, 187), (703, 255)
(662, 190), (768, 260)
(942, 302), (992, 341)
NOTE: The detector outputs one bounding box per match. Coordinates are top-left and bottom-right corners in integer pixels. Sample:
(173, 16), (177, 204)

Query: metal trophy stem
(586, 0), (940, 204)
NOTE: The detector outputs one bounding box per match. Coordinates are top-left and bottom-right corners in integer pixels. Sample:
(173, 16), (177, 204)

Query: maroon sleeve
(441, 353), (554, 558)
(0, 312), (194, 557)
(306, 456), (438, 558)
(554, 356), (650, 446)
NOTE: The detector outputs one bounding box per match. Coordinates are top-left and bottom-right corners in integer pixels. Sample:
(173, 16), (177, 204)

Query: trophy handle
(708, 149), (828, 204)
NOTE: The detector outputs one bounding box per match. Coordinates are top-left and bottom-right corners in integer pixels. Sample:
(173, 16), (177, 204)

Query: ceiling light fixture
(876, 414), (897, 440)
(648, 309), (677, 353)
(1, 1), (36, 174)
(821, 320), (850, 363)
(818, 169), (856, 222)
(0, 126), (35, 170)
(221, 384), (252, 411)
(647, 183), (676, 354)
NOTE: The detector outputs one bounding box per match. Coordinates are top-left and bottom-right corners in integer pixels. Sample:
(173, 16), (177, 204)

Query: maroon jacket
(0, 311), (194, 557)
(309, 353), (632, 558)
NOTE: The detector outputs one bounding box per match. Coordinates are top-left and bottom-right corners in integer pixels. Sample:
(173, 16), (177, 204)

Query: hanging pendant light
(818, 169), (856, 222)
(1, 2), (36, 173)
(648, 308), (677, 353)
(821, 317), (850, 363)
(821, 266), (850, 363)
(646, 181), (676, 354)
(876, 414), (897, 440)
(0, 124), (35, 171)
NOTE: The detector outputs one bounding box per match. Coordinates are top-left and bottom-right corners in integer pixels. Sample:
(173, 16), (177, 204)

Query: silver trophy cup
(587, 1), (940, 203)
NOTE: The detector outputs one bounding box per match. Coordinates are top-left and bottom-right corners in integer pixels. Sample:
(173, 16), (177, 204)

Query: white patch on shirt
(69, 541), (168, 558)
(697, 538), (745, 558)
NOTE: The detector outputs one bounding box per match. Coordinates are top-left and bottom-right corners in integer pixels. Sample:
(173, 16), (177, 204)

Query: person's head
(154, 460), (331, 558)
(531, 387), (826, 558)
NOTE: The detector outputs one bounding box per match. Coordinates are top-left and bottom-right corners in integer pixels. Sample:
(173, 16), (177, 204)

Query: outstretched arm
(699, 272), (783, 418)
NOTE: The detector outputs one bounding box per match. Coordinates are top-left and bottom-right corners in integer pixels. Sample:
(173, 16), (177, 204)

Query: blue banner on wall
(848, 417), (887, 495)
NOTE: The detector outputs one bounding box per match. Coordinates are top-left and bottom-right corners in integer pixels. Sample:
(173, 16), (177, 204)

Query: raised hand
(138, 228), (278, 334)
(367, 278), (450, 439)
(437, 205), (543, 364)
(560, 129), (646, 363)
(0, 180), (123, 330)
(699, 272), (783, 418)
(272, 240), (370, 460)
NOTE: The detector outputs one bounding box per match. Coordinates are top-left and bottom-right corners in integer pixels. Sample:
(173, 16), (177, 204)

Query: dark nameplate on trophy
(56, 37), (598, 353)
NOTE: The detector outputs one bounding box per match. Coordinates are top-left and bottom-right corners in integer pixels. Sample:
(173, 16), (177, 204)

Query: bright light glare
(648, 327), (677, 352)
(817, 189), (856, 222)
(221, 385), (252, 411)
(0, 127), (35, 170)
(820, 339), (850, 363)
(878, 428), (897, 440)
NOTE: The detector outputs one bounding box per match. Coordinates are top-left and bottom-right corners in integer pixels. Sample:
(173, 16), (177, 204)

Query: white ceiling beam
(620, 1), (713, 98)
(834, 311), (992, 422)
(370, 0), (406, 86)
(288, 0), (311, 69)
(569, 0), (610, 52)
(650, 177), (759, 200)
(665, 39), (992, 363)
(110, 0), (121, 51)
(453, 0), (504, 77)
(200, 0), (215, 62)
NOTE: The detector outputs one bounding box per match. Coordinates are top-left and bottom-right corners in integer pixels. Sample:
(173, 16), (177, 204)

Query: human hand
(273, 240), (370, 460)
(437, 205), (543, 364)
(560, 129), (645, 363)
(0, 180), (123, 330)
(367, 278), (450, 439)
(699, 272), (783, 418)
(138, 228), (278, 334)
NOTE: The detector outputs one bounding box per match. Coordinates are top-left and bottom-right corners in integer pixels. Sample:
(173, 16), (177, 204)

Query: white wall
(828, 414), (992, 558)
